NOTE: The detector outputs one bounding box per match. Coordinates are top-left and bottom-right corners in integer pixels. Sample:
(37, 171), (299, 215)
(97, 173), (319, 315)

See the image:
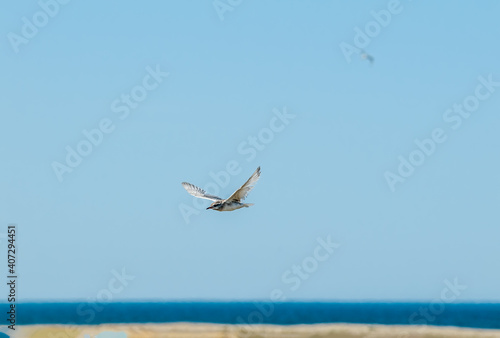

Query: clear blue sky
(1, 1), (499, 302)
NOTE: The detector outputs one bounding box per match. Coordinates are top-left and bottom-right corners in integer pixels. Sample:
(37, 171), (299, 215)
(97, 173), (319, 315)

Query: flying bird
(360, 50), (374, 64)
(182, 166), (261, 212)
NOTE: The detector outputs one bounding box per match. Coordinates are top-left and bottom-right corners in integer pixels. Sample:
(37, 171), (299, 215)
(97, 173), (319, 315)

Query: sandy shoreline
(12, 323), (500, 338)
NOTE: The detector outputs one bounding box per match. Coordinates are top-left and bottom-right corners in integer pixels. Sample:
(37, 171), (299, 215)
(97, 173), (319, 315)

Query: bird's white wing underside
(226, 166), (261, 203)
(181, 182), (222, 201)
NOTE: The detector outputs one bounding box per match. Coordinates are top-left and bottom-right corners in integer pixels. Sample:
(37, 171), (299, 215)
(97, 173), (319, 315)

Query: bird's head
(207, 202), (223, 210)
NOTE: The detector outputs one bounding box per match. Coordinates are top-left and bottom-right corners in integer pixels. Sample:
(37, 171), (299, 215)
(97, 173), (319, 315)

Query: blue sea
(7, 302), (500, 329)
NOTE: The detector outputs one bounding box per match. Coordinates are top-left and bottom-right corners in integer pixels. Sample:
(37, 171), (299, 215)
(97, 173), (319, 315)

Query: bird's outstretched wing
(182, 182), (222, 201)
(226, 167), (261, 203)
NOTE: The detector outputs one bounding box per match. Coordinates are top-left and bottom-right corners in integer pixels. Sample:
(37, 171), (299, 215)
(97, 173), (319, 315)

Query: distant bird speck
(360, 50), (374, 64)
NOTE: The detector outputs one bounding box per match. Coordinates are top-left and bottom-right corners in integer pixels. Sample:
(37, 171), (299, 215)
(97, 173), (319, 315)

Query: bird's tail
(244, 203), (254, 208)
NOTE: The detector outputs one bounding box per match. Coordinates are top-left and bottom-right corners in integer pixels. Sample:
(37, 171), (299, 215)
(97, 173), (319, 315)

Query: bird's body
(210, 201), (253, 212)
(182, 167), (261, 212)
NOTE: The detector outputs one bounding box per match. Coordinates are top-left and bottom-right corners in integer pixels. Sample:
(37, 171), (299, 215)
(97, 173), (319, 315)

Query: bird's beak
(206, 206), (213, 210)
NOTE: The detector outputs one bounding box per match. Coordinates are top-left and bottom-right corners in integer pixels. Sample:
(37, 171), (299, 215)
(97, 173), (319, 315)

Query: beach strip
(15, 323), (500, 338)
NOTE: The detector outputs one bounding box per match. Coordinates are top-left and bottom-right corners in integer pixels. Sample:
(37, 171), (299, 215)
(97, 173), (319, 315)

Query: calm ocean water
(9, 302), (500, 329)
